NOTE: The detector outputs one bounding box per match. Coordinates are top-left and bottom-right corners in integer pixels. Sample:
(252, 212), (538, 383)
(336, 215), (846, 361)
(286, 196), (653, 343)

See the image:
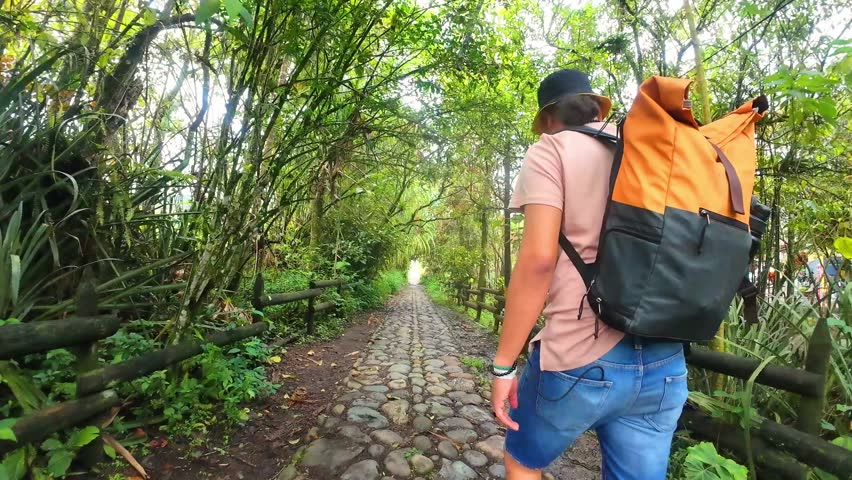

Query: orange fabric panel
(611, 78), (681, 214)
(614, 76), (763, 222)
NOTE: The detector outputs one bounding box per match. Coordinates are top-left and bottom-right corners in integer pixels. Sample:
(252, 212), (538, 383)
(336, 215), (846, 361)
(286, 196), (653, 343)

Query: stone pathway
(276, 287), (588, 480)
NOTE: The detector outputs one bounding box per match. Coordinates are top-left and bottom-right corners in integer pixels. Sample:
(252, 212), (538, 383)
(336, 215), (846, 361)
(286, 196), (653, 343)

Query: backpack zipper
(577, 279), (594, 320)
(697, 208), (748, 254)
(698, 208), (748, 231)
(578, 280), (603, 338)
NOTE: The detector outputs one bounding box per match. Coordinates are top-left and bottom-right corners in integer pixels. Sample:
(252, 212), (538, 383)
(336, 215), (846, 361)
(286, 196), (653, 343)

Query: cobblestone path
(276, 287), (593, 480)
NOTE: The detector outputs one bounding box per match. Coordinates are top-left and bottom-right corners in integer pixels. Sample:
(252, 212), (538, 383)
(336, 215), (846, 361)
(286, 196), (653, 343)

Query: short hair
(545, 95), (602, 127)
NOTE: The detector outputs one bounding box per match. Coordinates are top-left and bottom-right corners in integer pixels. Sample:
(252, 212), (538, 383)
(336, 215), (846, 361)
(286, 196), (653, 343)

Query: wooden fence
(456, 284), (505, 333)
(251, 274), (347, 336)
(0, 275), (347, 458)
(453, 283), (852, 479)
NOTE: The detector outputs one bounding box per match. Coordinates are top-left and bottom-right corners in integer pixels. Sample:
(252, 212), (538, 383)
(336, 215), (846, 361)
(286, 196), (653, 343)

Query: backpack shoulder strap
(559, 232), (595, 288)
(558, 125), (619, 145)
(552, 125), (620, 290)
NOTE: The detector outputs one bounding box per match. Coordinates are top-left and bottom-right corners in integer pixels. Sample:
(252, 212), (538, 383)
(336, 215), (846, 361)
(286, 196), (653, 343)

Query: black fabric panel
(628, 206), (751, 340)
(592, 201), (663, 329)
(603, 201), (664, 241)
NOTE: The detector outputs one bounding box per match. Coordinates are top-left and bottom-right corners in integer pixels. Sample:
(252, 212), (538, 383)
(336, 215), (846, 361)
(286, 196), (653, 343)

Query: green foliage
(680, 442), (748, 480)
(0, 419), (16, 442)
(38, 426), (100, 478)
(696, 283), (852, 434)
(350, 270), (407, 310)
(460, 356), (486, 372)
(125, 339), (278, 443)
(835, 237), (852, 259)
(0, 447), (29, 480)
(422, 276), (452, 306)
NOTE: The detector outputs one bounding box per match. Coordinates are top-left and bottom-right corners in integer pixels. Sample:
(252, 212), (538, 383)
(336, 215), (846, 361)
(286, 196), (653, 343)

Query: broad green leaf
(831, 435), (852, 450)
(196, 0), (220, 23)
(683, 442), (748, 480)
(0, 362), (46, 412)
(238, 6), (254, 28)
(9, 255), (20, 305)
(103, 443), (116, 459)
(47, 450), (73, 477)
(834, 237), (852, 259)
(812, 98), (837, 120)
(40, 438), (62, 451)
(0, 418), (16, 442)
(1, 448), (26, 480)
(68, 426), (99, 448)
(223, 0), (242, 20)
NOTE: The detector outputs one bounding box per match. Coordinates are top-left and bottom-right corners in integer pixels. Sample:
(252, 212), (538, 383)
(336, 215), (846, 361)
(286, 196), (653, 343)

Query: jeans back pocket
(536, 369), (613, 432)
(645, 371), (689, 433)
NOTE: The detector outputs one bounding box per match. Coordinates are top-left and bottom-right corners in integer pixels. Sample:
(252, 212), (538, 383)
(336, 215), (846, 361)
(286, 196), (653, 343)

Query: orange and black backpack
(561, 76), (770, 341)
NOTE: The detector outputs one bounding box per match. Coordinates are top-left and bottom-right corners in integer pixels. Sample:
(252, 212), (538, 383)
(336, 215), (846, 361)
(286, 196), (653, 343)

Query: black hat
(532, 69), (612, 134)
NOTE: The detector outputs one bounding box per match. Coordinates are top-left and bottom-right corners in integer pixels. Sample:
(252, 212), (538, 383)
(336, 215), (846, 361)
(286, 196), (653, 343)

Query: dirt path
(106, 310), (382, 480)
(276, 286), (601, 479)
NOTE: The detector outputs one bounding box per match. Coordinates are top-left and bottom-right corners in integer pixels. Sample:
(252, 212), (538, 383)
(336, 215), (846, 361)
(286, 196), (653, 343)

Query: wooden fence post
(251, 272), (266, 321)
(306, 280), (317, 336)
(796, 314), (831, 435)
(73, 279), (104, 466)
(493, 290), (505, 334)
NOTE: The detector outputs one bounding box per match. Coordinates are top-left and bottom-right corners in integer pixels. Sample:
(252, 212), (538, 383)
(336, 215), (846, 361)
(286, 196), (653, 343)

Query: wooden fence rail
(0, 274), (349, 459)
(453, 282), (851, 480)
(455, 284), (505, 333)
(251, 274), (347, 336)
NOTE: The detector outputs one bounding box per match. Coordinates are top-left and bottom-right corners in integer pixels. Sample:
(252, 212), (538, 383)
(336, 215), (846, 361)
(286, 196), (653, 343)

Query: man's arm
(493, 203), (562, 367)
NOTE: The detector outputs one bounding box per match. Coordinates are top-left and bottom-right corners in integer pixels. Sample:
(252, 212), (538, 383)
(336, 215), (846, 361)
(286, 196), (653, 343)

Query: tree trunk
(477, 209), (488, 324)
(309, 179), (326, 249)
(784, 224), (796, 296)
(498, 153), (513, 333)
(502, 153), (513, 289)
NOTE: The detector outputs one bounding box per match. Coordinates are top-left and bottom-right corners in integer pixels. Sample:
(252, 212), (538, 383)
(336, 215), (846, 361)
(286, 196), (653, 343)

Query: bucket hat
(531, 69), (612, 134)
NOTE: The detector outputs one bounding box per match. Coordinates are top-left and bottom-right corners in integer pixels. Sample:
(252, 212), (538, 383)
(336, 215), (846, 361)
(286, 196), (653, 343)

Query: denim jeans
(504, 335), (688, 479)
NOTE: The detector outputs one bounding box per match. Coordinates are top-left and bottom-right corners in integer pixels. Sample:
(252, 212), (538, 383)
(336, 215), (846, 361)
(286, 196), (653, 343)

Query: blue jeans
(504, 336), (688, 479)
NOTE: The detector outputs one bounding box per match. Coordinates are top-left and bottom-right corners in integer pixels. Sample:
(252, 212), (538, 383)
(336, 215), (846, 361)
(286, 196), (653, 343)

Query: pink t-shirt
(509, 122), (625, 372)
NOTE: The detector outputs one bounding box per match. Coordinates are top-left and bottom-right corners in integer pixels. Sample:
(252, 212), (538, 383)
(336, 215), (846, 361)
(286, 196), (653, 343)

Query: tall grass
(689, 282), (852, 436)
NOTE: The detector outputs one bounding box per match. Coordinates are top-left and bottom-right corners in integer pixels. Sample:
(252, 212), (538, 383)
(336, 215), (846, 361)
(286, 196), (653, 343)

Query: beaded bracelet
(491, 361), (517, 377)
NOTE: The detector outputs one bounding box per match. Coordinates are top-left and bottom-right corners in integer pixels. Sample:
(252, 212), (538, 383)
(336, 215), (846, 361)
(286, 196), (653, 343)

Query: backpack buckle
(738, 280), (759, 299)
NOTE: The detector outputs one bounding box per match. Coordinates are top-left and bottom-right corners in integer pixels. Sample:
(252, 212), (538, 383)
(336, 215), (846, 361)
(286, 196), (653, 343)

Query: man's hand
(491, 376), (520, 431)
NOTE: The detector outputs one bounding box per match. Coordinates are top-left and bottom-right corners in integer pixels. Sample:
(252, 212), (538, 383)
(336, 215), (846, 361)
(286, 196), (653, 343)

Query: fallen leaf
(307, 350), (315, 356)
(345, 351), (360, 357)
(330, 363), (337, 367)
(149, 438), (169, 449)
(268, 355), (282, 363)
(280, 374), (296, 379)
(289, 439), (300, 445)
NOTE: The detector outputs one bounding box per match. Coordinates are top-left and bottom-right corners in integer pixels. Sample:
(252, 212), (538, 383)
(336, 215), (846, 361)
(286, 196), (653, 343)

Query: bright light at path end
(408, 260), (423, 285)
